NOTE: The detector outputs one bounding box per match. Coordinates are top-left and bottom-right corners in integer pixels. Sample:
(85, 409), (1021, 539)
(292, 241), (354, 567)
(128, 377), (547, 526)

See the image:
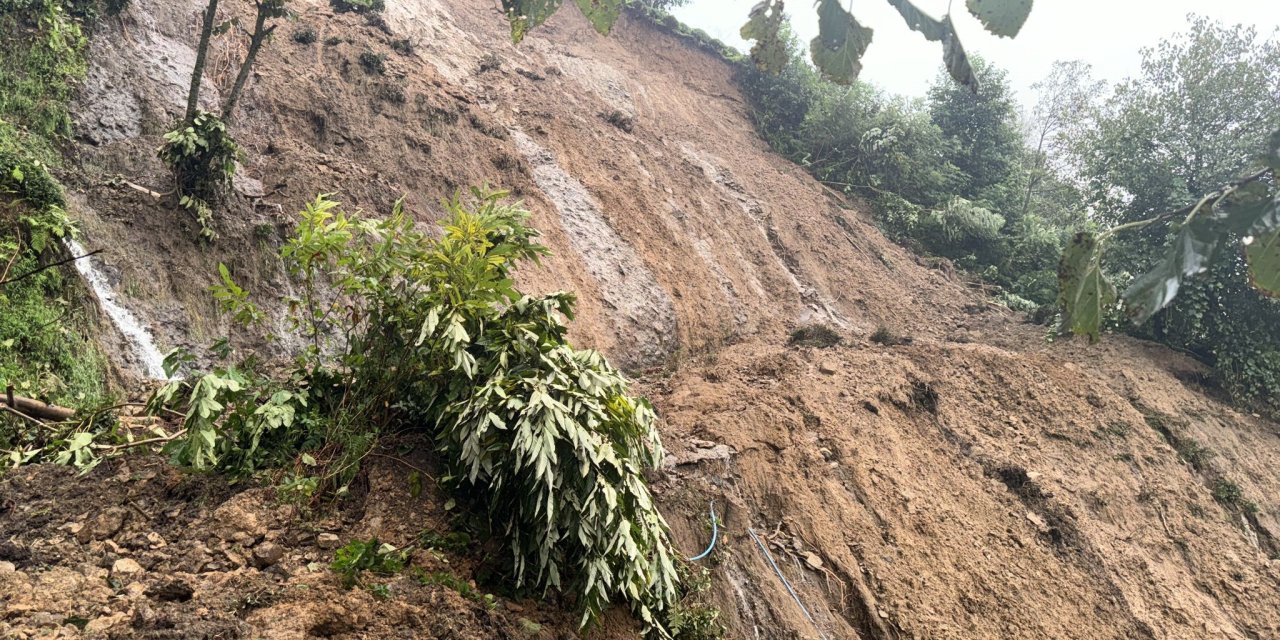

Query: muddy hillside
(3, 0), (1280, 638)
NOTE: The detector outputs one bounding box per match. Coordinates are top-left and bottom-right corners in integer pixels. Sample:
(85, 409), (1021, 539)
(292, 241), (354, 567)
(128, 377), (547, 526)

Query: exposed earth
(3, 0), (1280, 638)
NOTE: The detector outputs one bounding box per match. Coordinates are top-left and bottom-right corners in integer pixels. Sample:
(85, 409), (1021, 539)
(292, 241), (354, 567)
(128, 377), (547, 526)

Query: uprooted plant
(24, 188), (685, 635)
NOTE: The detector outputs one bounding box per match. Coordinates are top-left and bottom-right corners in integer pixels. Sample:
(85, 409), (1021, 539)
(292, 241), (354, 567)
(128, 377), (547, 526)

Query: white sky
(671, 0), (1280, 105)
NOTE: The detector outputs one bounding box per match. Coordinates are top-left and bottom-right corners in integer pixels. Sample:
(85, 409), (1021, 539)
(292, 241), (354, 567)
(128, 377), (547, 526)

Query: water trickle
(64, 237), (169, 380)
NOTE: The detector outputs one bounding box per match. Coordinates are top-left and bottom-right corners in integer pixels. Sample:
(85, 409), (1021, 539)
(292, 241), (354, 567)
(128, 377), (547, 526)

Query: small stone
(85, 613), (129, 634)
(1026, 512), (1050, 533)
(78, 507), (127, 543)
(252, 542), (285, 568)
(145, 532), (167, 549)
(317, 533), (341, 550)
(803, 552), (824, 571)
(0, 561), (15, 572)
(224, 549), (247, 569)
(124, 582), (147, 598)
(818, 361), (838, 375)
(111, 558), (144, 577)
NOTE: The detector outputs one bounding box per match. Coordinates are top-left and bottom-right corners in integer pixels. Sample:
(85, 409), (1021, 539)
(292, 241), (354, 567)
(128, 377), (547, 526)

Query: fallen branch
(1, 393), (76, 421)
(0, 249), (101, 288)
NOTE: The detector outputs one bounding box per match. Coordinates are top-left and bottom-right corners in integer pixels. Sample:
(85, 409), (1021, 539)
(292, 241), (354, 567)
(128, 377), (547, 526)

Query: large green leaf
(885, 0), (977, 91)
(502, 0), (565, 43)
(1057, 231), (1116, 341)
(1247, 227), (1280, 297)
(809, 0), (874, 84)
(740, 0), (788, 73)
(1122, 218), (1223, 324)
(574, 0), (622, 37)
(965, 0), (1033, 38)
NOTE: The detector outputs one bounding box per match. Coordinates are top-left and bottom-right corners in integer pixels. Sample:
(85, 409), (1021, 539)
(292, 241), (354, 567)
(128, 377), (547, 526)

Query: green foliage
(787, 324), (841, 348)
(739, 0), (785, 72)
(291, 26), (316, 44)
(809, 0), (873, 85)
(499, 0), (1032, 92)
(0, 1), (106, 422)
(739, 35), (1065, 305)
(501, 0), (624, 43)
(147, 348), (312, 474)
(1211, 478), (1245, 507)
(157, 111), (240, 239)
(1056, 232), (1115, 341)
(414, 569), (497, 609)
(964, 0), (1032, 38)
(130, 189), (683, 635)
(1058, 19), (1280, 417)
(331, 538), (409, 587)
(665, 564), (724, 639)
(0, 0), (88, 139)
(329, 0), (382, 14)
(358, 51), (385, 74)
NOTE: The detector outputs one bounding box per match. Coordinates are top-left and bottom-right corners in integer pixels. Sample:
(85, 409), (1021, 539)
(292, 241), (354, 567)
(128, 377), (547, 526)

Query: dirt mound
(0, 452), (611, 639)
(4, 0), (1279, 638)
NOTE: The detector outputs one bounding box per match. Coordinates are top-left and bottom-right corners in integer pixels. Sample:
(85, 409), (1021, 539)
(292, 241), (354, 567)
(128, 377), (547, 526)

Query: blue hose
(687, 501), (718, 562)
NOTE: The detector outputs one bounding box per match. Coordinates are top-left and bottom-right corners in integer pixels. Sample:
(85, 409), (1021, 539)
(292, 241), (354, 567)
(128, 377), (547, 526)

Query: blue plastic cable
(687, 501), (719, 562)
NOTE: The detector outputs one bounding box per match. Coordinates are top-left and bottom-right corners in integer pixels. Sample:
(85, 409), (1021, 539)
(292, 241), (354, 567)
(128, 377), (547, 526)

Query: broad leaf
(885, 0), (946, 39)
(1220, 179), (1280, 237)
(502, 0), (565, 43)
(574, 0), (622, 37)
(885, 0), (977, 91)
(965, 0), (1033, 38)
(740, 0), (788, 73)
(939, 16), (977, 91)
(1122, 218), (1223, 324)
(810, 0), (874, 84)
(1057, 231), (1115, 341)
(1246, 227), (1280, 297)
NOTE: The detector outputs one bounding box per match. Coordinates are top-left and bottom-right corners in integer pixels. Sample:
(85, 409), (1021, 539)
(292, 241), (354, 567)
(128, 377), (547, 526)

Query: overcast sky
(671, 0), (1280, 105)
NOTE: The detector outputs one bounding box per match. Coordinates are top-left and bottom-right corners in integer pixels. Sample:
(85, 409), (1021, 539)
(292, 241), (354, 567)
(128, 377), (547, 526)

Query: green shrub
(139, 189), (680, 635)
(331, 538), (409, 587)
(157, 111), (240, 238)
(358, 51), (385, 74)
(291, 26), (316, 44)
(389, 38), (412, 56)
(787, 324), (841, 348)
(329, 0), (382, 14)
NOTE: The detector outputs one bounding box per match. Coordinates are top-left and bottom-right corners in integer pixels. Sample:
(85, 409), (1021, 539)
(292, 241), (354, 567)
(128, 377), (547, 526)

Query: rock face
(10, 0), (1277, 638)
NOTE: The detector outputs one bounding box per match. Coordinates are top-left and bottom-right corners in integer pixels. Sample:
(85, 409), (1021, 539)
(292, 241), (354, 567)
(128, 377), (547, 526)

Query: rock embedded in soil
(253, 542), (286, 568)
(76, 507), (127, 543)
(111, 557), (144, 577)
(317, 533), (341, 549)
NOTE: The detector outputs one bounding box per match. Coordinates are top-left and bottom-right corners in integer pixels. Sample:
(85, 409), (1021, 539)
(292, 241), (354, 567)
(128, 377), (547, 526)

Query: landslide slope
(2, 0), (1278, 638)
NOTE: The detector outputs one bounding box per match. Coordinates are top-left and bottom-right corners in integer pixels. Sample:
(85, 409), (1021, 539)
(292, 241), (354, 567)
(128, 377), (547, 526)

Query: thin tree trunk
(222, 4), (275, 121)
(185, 0), (222, 123)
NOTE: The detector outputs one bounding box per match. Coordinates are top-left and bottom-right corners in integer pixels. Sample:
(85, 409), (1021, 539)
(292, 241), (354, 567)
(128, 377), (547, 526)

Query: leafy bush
(140, 189), (681, 635)
(157, 111), (240, 238)
(787, 324), (841, 348)
(291, 26), (316, 45)
(331, 538), (409, 587)
(358, 51), (385, 74)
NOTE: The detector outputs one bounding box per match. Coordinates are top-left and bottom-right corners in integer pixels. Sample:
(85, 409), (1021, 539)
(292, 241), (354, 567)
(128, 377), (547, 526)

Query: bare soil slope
(3, 0), (1279, 638)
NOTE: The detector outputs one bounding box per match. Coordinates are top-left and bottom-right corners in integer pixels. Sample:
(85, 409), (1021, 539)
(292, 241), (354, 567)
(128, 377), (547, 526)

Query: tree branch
(0, 249), (101, 288)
